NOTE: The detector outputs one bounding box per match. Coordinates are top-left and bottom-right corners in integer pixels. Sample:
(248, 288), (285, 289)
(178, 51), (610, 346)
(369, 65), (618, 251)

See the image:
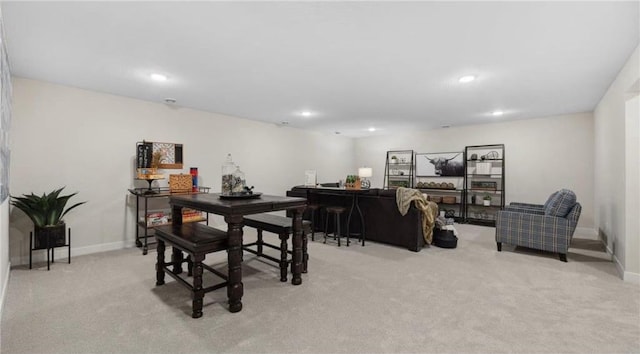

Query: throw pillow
(544, 189), (577, 217)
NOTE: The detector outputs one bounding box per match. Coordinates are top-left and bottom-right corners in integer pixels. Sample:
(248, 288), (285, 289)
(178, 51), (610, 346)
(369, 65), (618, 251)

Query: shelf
(128, 186), (210, 198)
(418, 188), (463, 192)
(137, 216), (207, 229)
(466, 204), (501, 208)
(466, 174), (503, 177)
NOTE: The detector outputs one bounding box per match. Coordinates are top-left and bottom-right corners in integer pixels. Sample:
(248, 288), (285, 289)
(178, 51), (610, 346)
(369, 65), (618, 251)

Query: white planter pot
(483, 200), (491, 206)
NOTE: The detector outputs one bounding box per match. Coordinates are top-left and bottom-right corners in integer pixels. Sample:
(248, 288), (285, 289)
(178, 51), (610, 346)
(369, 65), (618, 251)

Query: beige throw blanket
(395, 187), (438, 244)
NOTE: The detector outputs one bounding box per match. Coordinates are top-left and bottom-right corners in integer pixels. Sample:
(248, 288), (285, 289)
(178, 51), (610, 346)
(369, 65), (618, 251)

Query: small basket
(429, 196), (442, 203)
(169, 174), (193, 193)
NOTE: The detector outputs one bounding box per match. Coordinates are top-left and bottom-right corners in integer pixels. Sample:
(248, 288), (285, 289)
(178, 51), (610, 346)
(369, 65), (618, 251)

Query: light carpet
(1, 224), (638, 353)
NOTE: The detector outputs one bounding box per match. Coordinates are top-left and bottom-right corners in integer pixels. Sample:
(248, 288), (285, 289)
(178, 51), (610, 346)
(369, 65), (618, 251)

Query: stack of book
(182, 208), (204, 223)
(143, 211), (169, 226)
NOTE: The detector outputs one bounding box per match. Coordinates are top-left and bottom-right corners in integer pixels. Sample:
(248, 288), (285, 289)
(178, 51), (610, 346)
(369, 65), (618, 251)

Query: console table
(167, 193), (307, 313)
(288, 186), (371, 246)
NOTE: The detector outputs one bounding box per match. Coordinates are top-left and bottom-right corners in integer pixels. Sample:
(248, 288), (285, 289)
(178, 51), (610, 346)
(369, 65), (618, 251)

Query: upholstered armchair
(496, 189), (581, 262)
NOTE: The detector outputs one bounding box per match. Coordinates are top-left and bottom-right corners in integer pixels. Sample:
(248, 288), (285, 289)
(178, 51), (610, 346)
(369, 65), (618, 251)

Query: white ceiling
(2, 1), (639, 137)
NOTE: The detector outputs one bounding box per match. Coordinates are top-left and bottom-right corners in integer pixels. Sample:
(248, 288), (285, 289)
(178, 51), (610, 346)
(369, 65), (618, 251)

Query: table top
(169, 193), (307, 216)
(296, 186), (376, 194)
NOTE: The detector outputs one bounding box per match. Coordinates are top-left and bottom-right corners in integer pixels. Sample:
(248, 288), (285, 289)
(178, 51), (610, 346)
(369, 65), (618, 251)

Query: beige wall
(8, 78), (355, 264)
(594, 45), (640, 282)
(355, 112), (596, 231)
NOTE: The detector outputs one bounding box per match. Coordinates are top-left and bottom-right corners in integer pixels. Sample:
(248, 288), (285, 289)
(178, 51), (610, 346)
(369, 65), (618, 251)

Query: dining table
(168, 192), (307, 313)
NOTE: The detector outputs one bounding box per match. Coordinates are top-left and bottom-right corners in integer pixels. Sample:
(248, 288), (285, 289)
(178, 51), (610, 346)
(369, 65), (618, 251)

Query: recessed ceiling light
(491, 110), (504, 116)
(300, 111), (313, 117)
(150, 73), (168, 81)
(458, 75), (476, 83)
(368, 127), (376, 132)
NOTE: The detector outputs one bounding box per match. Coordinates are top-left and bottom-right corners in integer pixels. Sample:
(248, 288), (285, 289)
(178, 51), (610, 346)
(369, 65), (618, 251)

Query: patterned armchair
(496, 189), (581, 262)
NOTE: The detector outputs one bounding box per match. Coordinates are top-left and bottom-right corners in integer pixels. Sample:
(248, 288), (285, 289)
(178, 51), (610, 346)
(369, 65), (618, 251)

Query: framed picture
(136, 141), (183, 169)
(416, 152), (464, 177)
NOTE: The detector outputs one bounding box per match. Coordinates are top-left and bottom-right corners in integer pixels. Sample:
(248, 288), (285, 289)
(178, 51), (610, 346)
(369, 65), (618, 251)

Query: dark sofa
(287, 186), (426, 251)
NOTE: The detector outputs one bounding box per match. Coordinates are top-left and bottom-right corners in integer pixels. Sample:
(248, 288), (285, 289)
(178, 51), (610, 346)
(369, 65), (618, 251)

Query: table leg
(279, 232), (288, 282)
(171, 205), (184, 274)
(290, 206), (305, 285)
(143, 197), (149, 255)
(156, 239), (165, 286)
(226, 215), (244, 313)
(346, 194), (356, 246)
(191, 253), (205, 319)
(172, 247), (184, 274)
(355, 195), (365, 246)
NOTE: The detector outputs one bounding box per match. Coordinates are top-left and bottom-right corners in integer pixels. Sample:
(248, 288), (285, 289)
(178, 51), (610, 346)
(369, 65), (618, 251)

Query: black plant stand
(29, 227), (71, 271)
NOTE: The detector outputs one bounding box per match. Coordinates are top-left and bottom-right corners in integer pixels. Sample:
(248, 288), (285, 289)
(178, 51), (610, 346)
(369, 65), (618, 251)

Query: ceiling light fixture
(368, 127), (376, 132)
(300, 111), (313, 117)
(150, 73), (168, 82)
(458, 75), (476, 83)
(491, 110), (504, 116)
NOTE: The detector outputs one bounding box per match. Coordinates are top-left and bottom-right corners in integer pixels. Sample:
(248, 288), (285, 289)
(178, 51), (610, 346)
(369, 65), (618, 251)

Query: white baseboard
(575, 227), (598, 240)
(10, 240), (135, 266)
(0, 260), (11, 338)
(623, 270), (640, 284)
(606, 243), (640, 284)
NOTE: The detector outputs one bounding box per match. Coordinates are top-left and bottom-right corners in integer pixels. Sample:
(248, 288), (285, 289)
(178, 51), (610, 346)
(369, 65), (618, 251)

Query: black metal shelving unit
(384, 150), (414, 189)
(464, 144), (505, 226)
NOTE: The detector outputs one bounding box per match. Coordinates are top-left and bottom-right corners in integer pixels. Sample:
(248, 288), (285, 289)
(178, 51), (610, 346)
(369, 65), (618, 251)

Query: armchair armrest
(496, 210), (573, 253)
(508, 202), (544, 209)
(504, 206), (545, 215)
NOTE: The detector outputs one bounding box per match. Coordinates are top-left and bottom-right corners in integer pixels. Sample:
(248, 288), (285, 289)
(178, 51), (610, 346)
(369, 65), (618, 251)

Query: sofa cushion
(544, 189), (577, 217)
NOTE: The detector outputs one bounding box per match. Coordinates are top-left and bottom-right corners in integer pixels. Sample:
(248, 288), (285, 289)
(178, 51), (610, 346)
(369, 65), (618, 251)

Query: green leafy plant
(483, 195), (492, 201)
(10, 187), (86, 227)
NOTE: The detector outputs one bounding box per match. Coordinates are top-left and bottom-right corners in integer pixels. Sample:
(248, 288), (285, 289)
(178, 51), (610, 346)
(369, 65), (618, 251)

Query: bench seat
(243, 214), (311, 281)
(154, 223), (229, 318)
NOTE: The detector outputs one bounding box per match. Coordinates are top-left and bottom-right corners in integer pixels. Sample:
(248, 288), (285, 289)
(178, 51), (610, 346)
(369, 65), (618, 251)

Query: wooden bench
(154, 223), (229, 319)
(243, 214), (311, 282)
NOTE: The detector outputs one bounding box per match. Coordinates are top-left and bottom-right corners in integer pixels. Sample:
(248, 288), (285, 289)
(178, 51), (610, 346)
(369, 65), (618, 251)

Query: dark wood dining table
(168, 193), (307, 313)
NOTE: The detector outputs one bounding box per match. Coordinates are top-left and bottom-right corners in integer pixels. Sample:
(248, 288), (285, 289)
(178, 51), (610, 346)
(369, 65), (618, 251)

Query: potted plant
(483, 195), (492, 206)
(11, 187), (86, 249)
(390, 155), (398, 164)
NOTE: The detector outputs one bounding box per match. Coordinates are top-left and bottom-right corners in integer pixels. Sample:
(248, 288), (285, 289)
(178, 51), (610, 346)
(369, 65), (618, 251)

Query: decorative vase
(34, 223), (66, 250)
(221, 154), (235, 195)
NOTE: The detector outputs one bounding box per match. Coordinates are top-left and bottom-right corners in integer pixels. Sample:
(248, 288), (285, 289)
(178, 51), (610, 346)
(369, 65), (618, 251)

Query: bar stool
(324, 206), (348, 246)
(306, 204), (321, 241)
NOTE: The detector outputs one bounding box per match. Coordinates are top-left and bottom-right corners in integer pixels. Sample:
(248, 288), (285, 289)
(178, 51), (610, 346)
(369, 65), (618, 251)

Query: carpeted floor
(1, 224), (639, 353)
